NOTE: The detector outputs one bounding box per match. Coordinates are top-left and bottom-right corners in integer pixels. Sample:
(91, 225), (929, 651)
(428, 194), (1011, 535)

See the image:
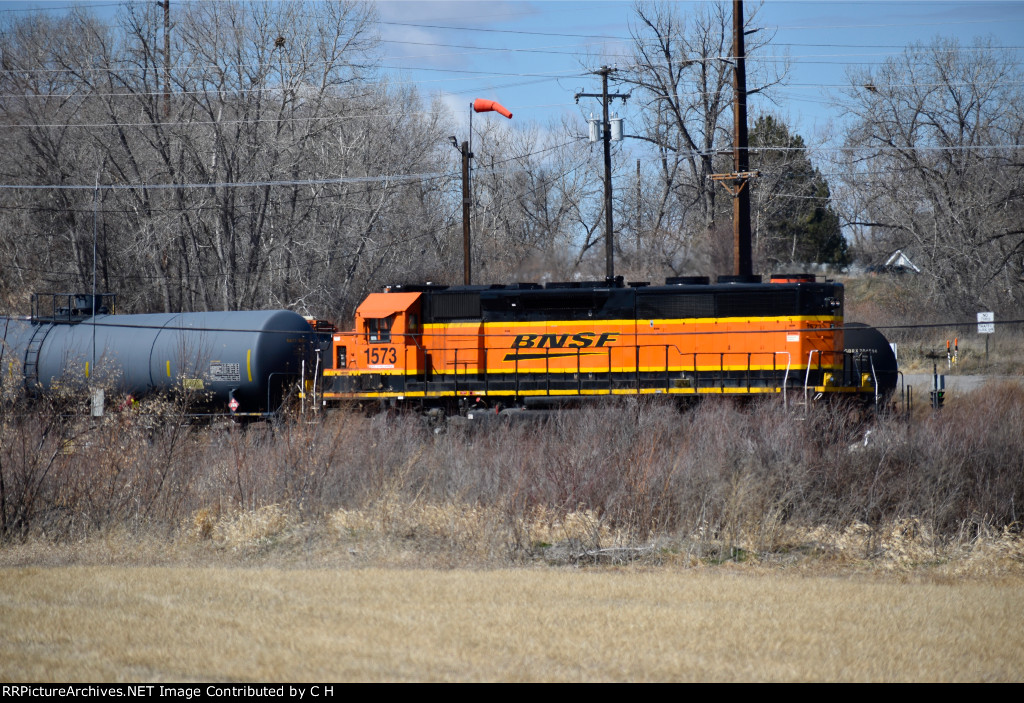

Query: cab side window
(367, 317), (392, 343)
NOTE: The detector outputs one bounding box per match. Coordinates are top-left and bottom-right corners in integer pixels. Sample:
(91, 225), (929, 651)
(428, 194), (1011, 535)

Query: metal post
(92, 166), (100, 377)
(461, 141), (472, 285)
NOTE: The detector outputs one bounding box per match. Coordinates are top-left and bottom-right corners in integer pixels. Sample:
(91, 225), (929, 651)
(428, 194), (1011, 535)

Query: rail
(438, 342), (802, 399)
(30, 292), (116, 323)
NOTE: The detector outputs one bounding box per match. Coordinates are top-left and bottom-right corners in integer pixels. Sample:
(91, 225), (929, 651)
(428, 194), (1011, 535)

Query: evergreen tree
(749, 116), (848, 268)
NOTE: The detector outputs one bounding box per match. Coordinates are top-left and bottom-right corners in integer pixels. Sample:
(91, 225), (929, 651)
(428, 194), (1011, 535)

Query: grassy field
(2, 565), (1022, 682)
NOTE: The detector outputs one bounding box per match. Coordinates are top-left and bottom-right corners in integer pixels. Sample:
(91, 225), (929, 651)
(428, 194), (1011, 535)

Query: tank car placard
(209, 362), (241, 382)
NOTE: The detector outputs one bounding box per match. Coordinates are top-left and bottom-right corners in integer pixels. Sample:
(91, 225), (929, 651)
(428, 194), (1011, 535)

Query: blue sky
(372, 0), (1024, 141)
(5, 1), (1023, 144)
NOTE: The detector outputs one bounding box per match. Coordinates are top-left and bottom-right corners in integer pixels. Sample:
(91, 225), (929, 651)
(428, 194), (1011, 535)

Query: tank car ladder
(22, 323), (52, 394)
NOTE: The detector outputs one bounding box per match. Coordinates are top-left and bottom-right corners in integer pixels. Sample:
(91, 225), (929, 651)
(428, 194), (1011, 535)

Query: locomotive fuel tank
(1, 306), (322, 414)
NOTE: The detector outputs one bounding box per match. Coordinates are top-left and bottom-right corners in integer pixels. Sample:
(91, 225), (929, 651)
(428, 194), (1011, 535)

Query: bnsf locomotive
(322, 275), (897, 409)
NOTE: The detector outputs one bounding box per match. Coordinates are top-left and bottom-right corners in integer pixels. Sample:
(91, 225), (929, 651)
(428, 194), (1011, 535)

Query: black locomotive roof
(412, 278), (842, 323)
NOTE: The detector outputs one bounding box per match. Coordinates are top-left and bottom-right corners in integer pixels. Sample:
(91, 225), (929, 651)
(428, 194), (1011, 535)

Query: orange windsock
(473, 98), (512, 119)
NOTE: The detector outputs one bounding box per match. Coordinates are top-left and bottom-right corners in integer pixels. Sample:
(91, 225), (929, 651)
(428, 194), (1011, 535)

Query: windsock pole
(458, 98), (513, 285)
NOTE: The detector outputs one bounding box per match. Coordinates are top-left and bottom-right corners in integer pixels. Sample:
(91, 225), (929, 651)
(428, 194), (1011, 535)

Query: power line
(0, 129), (585, 190)
(0, 1), (124, 13)
(2, 311), (1020, 338)
(2, 140), (1020, 193)
(378, 19), (627, 41)
(0, 68), (580, 100)
(0, 170), (456, 191)
(4, 72), (1024, 128)
(0, 138), (584, 210)
(770, 17), (1024, 32)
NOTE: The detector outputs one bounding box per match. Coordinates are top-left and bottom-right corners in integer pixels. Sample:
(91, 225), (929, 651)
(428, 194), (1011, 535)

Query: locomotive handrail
(870, 353), (878, 411)
(804, 349), (821, 408)
(312, 349), (321, 412)
(453, 348), (459, 396)
(608, 346), (613, 393)
(420, 339), (826, 400)
(665, 345), (670, 391)
(342, 326), (851, 402)
(636, 345), (641, 393)
(775, 351), (792, 410)
(578, 346), (582, 395)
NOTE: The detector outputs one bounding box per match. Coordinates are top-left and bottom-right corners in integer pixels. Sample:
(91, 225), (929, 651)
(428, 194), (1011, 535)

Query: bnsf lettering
(571, 333), (594, 348)
(511, 334), (538, 348)
(539, 334), (569, 348)
(511, 332), (617, 349)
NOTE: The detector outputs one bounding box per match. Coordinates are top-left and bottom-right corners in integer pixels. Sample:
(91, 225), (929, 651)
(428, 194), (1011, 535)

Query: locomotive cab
(325, 291), (423, 396)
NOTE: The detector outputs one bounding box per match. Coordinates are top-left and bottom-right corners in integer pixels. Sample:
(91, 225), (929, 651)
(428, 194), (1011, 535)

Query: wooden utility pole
(600, 67), (614, 281)
(710, 0), (758, 277)
(731, 0), (752, 277)
(576, 67), (629, 283)
(636, 158), (642, 256)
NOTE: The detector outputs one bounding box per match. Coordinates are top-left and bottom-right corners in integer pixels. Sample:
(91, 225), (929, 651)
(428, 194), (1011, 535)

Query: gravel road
(900, 373), (1023, 394)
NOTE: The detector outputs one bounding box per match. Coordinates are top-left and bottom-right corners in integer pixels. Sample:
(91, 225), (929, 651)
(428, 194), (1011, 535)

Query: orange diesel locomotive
(322, 276), (896, 408)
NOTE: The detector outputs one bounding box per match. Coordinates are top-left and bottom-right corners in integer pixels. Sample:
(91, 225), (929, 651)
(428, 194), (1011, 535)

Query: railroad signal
(931, 363), (945, 409)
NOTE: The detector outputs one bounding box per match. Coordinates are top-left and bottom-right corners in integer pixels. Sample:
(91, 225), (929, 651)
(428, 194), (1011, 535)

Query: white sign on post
(977, 312), (995, 334)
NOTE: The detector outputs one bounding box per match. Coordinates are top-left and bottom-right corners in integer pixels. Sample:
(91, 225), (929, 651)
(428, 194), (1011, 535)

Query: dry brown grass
(2, 504), (1023, 576)
(3, 385), (1024, 570)
(1, 565), (1022, 682)
(3, 379), (1024, 681)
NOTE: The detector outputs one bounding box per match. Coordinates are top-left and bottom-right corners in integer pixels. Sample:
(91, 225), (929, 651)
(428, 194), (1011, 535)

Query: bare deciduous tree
(616, 0), (787, 276)
(0, 1), (456, 321)
(838, 37), (1024, 314)
(469, 119), (601, 282)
